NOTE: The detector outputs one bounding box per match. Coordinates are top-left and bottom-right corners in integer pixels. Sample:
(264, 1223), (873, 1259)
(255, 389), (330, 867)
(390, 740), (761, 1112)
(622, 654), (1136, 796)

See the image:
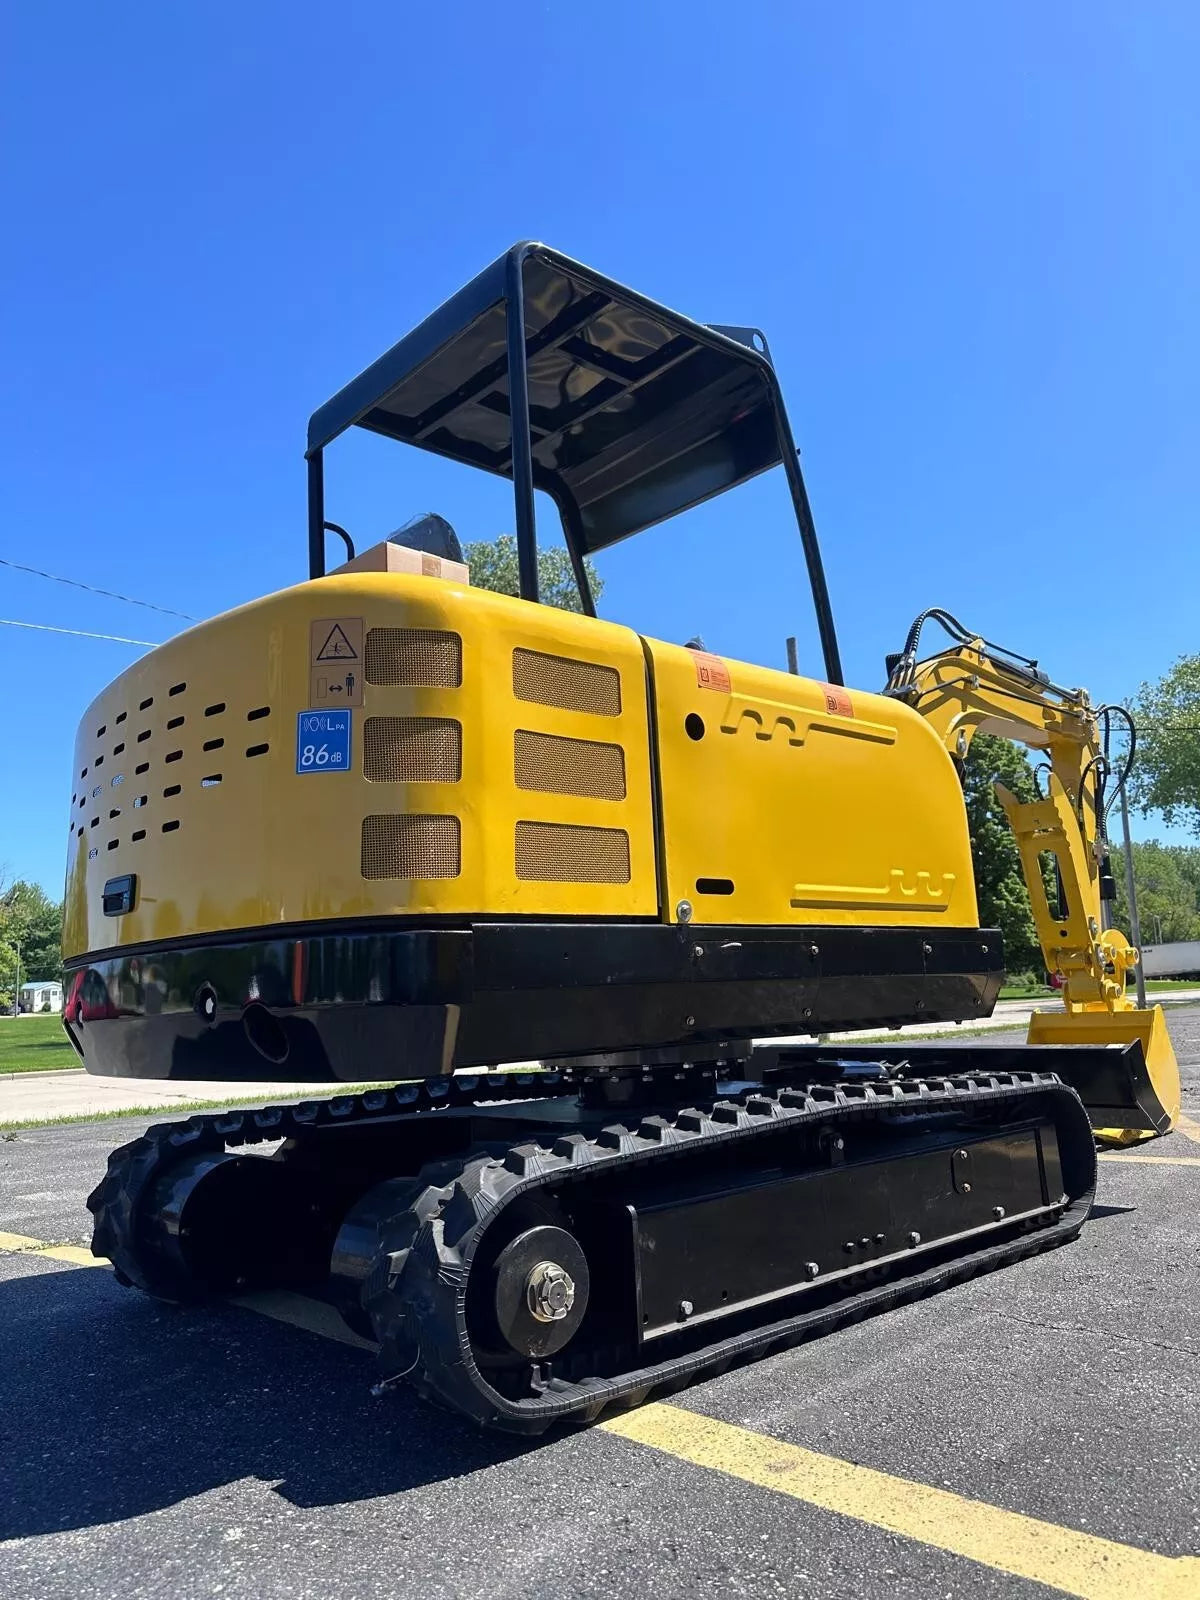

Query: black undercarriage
(88, 1053), (1097, 1433)
(64, 920), (1005, 1082)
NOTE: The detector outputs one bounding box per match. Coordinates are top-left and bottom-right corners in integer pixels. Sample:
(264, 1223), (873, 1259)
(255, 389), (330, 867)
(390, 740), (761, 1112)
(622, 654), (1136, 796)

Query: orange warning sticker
(822, 684), (854, 717)
(691, 651), (732, 693)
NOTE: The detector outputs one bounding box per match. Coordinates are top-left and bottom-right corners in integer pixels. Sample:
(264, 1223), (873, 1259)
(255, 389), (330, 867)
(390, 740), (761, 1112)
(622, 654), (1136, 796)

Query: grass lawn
(0, 1014), (78, 1074)
(998, 977), (1196, 1001)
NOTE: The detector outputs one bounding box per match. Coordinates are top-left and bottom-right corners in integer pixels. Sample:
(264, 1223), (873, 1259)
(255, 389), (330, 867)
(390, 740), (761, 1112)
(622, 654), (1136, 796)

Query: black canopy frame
(306, 242), (843, 684)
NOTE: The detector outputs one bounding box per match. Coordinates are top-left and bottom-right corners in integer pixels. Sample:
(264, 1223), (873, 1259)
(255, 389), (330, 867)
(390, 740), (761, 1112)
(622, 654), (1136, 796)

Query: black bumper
(63, 920), (1005, 1082)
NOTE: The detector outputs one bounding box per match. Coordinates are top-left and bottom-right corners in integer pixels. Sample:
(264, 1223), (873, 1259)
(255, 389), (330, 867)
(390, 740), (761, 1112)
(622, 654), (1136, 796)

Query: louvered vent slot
(365, 718), (461, 783)
(365, 628), (462, 687)
(362, 815), (461, 880)
(515, 821), (630, 883)
(514, 730), (625, 799)
(512, 649), (620, 715)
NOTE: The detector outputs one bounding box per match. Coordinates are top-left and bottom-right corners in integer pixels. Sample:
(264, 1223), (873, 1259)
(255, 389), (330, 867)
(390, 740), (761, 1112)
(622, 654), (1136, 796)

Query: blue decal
(296, 709), (352, 774)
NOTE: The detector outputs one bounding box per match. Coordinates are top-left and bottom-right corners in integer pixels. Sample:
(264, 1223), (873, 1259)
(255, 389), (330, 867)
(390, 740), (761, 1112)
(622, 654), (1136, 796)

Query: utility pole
(11, 937), (19, 1018)
(1117, 784), (1147, 1009)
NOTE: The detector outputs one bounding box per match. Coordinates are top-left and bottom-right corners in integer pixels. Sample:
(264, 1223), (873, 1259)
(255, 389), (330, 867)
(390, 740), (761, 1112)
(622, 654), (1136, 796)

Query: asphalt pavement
(1, 1014), (1198, 1599)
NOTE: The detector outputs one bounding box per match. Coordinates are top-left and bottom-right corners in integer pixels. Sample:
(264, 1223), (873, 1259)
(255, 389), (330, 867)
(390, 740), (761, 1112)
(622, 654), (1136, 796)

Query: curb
(0, 1067), (86, 1081)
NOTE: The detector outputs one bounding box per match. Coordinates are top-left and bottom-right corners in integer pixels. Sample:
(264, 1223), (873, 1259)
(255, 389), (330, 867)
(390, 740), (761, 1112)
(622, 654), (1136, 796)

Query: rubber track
(87, 1071), (583, 1291)
(363, 1070), (1097, 1433)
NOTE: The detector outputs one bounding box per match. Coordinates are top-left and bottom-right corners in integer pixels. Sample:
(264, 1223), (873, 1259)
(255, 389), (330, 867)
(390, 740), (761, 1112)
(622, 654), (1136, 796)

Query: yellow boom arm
(889, 625), (1180, 1140)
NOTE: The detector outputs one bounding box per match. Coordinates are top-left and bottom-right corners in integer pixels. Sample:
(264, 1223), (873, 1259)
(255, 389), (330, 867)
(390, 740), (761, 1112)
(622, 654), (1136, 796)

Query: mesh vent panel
(366, 628), (462, 687)
(515, 821), (630, 883)
(362, 814), (461, 879)
(514, 730), (625, 799)
(365, 717), (462, 783)
(512, 649), (620, 715)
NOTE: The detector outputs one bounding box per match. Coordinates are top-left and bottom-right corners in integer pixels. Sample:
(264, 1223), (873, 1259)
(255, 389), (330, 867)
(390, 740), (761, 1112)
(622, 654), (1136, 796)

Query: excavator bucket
(1026, 1004), (1181, 1145)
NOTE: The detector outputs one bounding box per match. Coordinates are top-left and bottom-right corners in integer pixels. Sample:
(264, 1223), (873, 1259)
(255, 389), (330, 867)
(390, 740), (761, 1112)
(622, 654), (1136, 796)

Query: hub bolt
(993, 1205), (1006, 1221)
(678, 1299), (694, 1319)
(525, 1261), (576, 1324)
(907, 1231), (921, 1248)
(804, 1261), (820, 1280)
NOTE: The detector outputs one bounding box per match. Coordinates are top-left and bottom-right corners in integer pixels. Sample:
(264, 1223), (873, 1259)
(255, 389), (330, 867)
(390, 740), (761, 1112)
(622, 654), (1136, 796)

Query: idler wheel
(491, 1224), (590, 1359)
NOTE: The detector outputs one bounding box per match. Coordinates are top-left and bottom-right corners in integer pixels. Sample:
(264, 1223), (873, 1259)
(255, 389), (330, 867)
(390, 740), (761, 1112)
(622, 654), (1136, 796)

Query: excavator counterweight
(68, 245), (1179, 1431)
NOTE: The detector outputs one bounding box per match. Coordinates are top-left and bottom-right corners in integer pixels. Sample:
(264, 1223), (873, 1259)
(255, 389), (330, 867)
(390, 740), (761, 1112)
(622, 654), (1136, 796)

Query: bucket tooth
(1025, 1004), (1181, 1145)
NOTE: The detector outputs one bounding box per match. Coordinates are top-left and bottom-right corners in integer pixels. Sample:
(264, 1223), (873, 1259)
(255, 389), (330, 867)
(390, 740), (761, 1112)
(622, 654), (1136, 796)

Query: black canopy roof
(306, 243), (841, 682)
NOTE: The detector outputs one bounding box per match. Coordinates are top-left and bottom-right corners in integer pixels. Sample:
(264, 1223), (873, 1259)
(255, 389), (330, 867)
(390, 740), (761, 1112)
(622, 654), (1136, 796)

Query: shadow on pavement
(0, 1264), (537, 1539)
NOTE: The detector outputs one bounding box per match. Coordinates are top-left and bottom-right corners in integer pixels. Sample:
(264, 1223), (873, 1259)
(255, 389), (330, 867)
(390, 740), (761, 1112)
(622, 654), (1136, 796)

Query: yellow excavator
(67, 245), (1179, 1432)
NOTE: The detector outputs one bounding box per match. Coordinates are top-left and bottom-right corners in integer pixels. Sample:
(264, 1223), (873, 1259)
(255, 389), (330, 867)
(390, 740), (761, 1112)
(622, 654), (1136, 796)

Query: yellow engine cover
(64, 575), (979, 959)
(646, 641), (979, 927)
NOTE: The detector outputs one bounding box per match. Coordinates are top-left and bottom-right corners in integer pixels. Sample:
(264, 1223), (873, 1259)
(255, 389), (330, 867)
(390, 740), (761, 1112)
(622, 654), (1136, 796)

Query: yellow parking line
(231, 1288), (378, 1352)
(602, 1404), (1199, 1600)
(0, 1232), (375, 1348)
(1174, 1113), (1200, 1145)
(6, 1229), (1199, 1594)
(1098, 1153), (1200, 1167)
(0, 1229), (48, 1251)
(0, 1232), (374, 1346)
(0, 1229), (107, 1266)
(36, 1243), (106, 1266)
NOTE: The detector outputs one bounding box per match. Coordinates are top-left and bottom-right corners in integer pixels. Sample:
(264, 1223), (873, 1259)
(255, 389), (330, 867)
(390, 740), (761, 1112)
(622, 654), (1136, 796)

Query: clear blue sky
(2, 2), (1196, 896)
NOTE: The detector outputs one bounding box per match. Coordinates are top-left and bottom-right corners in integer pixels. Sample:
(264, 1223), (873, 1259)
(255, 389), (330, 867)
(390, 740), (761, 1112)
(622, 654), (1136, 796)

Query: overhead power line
(0, 618), (159, 647)
(0, 556), (197, 620)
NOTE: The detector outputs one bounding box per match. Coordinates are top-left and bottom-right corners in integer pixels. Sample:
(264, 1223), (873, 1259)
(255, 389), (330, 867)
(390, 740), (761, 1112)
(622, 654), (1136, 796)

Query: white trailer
(1140, 941), (1200, 979)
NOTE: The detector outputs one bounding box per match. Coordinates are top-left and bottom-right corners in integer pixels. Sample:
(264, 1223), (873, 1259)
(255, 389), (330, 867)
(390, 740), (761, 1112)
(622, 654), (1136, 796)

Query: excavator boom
(887, 609), (1180, 1141)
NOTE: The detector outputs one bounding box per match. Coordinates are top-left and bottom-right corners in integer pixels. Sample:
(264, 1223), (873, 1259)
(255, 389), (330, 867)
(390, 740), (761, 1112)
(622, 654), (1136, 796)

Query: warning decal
(822, 684), (854, 717)
(315, 624), (357, 661)
(691, 651), (732, 694)
(309, 616), (364, 707)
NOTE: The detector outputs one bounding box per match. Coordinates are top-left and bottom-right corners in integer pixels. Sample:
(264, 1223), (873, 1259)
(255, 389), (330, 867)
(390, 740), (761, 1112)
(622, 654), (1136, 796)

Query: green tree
(1131, 653), (1200, 836)
(0, 942), (15, 1009)
(1108, 841), (1200, 945)
(1170, 843), (1200, 907)
(463, 535), (604, 613)
(0, 880), (63, 1004)
(962, 734), (1048, 975)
